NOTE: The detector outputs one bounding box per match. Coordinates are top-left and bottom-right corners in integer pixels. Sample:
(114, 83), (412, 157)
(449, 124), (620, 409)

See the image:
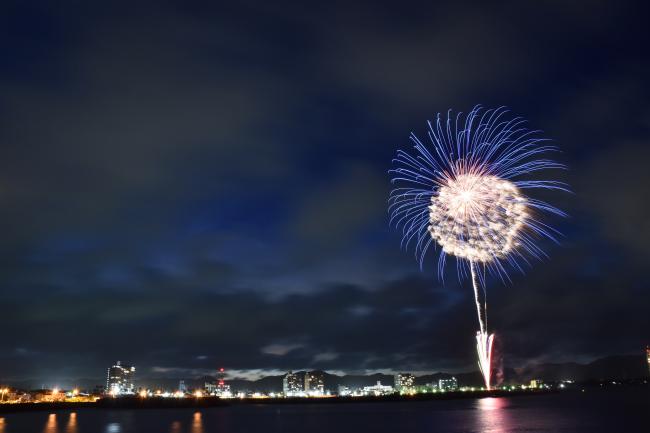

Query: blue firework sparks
(388, 105), (568, 282)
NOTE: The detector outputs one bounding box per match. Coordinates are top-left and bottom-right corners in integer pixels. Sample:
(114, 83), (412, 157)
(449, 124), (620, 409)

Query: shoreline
(0, 389), (558, 414)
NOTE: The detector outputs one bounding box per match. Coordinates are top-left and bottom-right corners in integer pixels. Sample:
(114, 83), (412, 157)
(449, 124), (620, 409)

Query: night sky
(1, 0), (649, 386)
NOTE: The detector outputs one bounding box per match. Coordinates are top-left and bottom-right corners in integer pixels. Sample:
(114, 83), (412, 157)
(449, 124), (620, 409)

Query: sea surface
(0, 387), (647, 433)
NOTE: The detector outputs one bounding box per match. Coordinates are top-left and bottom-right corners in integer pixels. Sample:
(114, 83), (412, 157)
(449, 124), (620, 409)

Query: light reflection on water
(169, 420), (182, 433)
(66, 412), (77, 433)
(105, 422), (121, 433)
(191, 411), (203, 433)
(43, 413), (57, 433)
(476, 397), (511, 433)
(0, 417), (5, 433)
(12, 389), (644, 433)
(166, 412), (203, 433)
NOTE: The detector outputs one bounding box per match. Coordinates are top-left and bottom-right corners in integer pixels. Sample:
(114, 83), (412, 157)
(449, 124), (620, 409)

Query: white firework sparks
(428, 173), (527, 263)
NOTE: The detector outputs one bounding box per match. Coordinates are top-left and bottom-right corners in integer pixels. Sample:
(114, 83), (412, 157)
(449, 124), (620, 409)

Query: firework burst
(389, 105), (567, 389)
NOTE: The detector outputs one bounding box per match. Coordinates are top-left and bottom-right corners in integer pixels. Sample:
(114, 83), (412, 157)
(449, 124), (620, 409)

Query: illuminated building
(438, 377), (458, 391)
(282, 371), (302, 396)
(337, 385), (351, 396)
(394, 373), (415, 393)
(362, 381), (394, 396)
(179, 380), (187, 393)
(305, 371), (325, 395)
(646, 346), (650, 374)
(204, 381), (217, 394)
(106, 361), (136, 395)
(529, 379), (543, 389)
(216, 368), (231, 396)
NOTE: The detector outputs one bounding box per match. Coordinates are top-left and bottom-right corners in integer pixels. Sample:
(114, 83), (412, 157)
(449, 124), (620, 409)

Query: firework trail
(389, 106), (567, 389)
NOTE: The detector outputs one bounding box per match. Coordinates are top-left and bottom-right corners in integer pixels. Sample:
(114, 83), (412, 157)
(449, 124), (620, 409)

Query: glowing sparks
(429, 174), (527, 263)
(389, 105), (567, 390)
(476, 331), (495, 389)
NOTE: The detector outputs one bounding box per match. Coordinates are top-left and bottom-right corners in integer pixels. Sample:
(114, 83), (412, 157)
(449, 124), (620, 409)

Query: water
(0, 388), (647, 433)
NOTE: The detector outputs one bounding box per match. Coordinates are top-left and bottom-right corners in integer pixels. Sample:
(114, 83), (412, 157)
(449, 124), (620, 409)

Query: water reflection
(66, 412), (77, 433)
(168, 420), (181, 433)
(192, 411), (204, 433)
(105, 422), (121, 433)
(0, 417), (5, 433)
(476, 397), (512, 433)
(43, 413), (57, 433)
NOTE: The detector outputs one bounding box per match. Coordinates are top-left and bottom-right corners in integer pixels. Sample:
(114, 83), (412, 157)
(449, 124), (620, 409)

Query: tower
(304, 371), (324, 395)
(106, 361), (136, 395)
(282, 371), (301, 396)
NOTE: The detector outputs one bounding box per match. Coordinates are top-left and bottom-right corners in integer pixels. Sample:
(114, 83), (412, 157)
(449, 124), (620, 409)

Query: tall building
(216, 368), (231, 397)
(646, 346), (650, 374)
(216, 367), (231, 396)
(282, 371), (302, 396)
(305, 371), (325, 395)
(204, 367), (230, 396)
(394, 373), (415, 393)
(438, 377), (458, 391)
(179, 380), (187, 393)
(106, 361), (135, 395)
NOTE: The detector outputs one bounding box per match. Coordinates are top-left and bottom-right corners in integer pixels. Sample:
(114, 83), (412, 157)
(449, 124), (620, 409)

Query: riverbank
(0, 388), (558, 414)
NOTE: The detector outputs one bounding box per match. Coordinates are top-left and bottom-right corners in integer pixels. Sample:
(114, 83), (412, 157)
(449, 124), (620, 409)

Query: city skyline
(2, 349), (647, 393)
(1, 0), (649, 389)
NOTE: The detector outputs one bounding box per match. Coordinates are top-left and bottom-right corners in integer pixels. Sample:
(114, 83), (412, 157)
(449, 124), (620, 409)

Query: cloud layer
(0, 0), (649, 385)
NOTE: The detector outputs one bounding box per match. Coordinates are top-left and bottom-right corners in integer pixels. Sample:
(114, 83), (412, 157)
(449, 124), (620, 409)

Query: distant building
(106, 361), (136, 395)
(337, 385), (352, 396)
(204, 367), (231, 397)
(305, 371), (325, 395)
(529, 379), (543, 389)
(646, 346), (650, 374)
(282, 371), (302, 396)
(362, 381), (394, 396)
(438, 377), (458, 391)
(205, 382), (217, 394)
(179, 380), (187, 393)
(34, 389), (66, 403)
(216, 368), (231, 397)
(415, 384), (436, 393)
(394, 373), (415, 393)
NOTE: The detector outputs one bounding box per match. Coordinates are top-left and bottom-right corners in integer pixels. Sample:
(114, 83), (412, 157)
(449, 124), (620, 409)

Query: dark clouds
(1, 0), (649, 386)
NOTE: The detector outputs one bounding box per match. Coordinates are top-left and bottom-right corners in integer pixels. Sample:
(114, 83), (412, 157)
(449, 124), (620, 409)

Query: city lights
(0, 353), (640, 408)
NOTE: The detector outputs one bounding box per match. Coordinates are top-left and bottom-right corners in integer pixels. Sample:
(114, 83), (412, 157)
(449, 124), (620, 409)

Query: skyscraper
(305, 371), (325, 395)
(394, 373), (415, 393)
(106, 361), (135, 395)
(282, 371), (302, 396)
